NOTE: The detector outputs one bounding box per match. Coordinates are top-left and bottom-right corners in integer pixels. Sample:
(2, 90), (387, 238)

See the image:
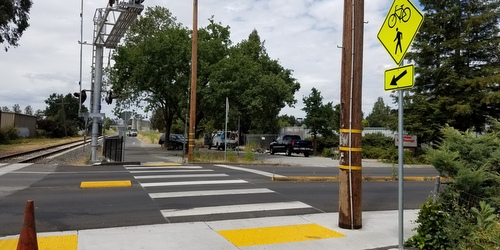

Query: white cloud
(1, 0), (417, 119)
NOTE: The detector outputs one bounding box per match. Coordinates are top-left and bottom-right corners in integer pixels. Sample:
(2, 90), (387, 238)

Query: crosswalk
(125, 164), (318, 222)
(0, 163), (33, 177)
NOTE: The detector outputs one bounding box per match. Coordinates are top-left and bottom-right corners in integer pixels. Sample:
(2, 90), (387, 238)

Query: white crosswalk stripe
(129, 169), (213, 174)
(149, 188), (274, 199)
(135, 174), (227, 179)
(0, 163), (33, 177)
(141, 179), (247, 187)
(126, 166), (203, 170)
(127, 164), (314, 221)
(161, 201), (312, 217)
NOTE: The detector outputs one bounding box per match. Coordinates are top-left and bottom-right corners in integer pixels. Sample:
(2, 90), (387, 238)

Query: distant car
(128, 129), (138, 137)
(208, 132), (238, 150)
(269, 134), (313, 157)
(159, 133), (187, 150)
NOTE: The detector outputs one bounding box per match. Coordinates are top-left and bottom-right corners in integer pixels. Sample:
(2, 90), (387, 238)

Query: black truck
(269, 135), (313, 157)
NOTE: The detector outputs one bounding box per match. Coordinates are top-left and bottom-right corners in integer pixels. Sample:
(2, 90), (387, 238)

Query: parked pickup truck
(269, 135), (313, 157)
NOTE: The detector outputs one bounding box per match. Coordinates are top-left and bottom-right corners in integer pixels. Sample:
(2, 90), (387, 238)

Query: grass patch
(0, 136), (84, 157)
(243, 151), (255, 162)
(190, 149), (259, 164)
(137, 131), (161, 144)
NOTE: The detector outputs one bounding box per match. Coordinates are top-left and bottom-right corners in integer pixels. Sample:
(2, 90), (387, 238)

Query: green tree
(111, 7), (191, 145)
(366, 97), (393, 127)
(12, 103), (21, 113)
(149, 107), (166, 132)
(40, 93), (87, 137)
(332, 103), (341, 133)
(2, 106), (10, 112)
(0, 0), (32, 51)
(34, 109), (43, 119)
(302, 88), (336, 154)
(207, 30), (300, 134)
(23, 105), (33, 115)
(277, 114), (299, 127)
(193, 17), (232, 135)
(404, 1), (500, 144)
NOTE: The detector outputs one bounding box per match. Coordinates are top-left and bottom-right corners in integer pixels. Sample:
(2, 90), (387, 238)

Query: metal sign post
(377, 0), (423, 248)
(224, 97), (229, 161)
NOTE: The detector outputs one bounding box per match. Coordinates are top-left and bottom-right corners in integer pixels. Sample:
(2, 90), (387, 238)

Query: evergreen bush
(406, 122), (500, 249)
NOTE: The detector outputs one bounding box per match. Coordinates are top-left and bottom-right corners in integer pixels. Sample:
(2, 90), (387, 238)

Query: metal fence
(243, 134), (278, 151)
(433, 176), (498, 210)
(103, 136), (123, 162)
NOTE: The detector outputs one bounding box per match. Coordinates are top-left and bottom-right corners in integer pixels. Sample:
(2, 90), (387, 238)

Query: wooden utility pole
(338, 0), (364, 229)
(188, 0), (198, 162)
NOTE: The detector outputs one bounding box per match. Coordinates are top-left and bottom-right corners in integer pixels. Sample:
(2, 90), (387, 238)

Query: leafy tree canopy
(278, 114), (300, 127)
(403, 0), (500, 144)
(112, 7), (300, 137)
(12, 103), (21, 113)
(207, 30), (300, 134)
(0, 0), (32, 51)
(41, 93), (87, 137)
(23, 105), (33, 115)
(111, 7), (191, 141)
(302, 88), (338, 154)
(366, 97), (393, 127)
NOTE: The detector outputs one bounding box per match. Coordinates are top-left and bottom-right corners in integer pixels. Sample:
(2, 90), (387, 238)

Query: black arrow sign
(390, 70), (407, 86)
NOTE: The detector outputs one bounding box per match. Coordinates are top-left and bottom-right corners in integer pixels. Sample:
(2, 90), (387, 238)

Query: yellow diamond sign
(377, 0), (424, 65)
(384, 64), (414, 91)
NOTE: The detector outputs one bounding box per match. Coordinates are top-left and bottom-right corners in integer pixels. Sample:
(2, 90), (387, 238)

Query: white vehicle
(127, 129), (138, 137)
(208, 131), (238, 150)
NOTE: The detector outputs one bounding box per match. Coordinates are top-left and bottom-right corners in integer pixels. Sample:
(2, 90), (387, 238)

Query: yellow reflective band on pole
(339, 129), (362, 133)
(339, 165), (362, 171)
(339, 147), (362, 152)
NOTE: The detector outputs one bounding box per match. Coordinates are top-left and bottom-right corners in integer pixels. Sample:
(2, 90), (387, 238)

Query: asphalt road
(0, 138), (438, 237)
(0, 164), (164, 237)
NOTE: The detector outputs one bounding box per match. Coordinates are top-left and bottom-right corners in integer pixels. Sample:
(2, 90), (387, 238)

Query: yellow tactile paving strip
(0, 235), (77, 250)
(217, 223), (345, 247)
(142, 162), (182, 166)
(80, 180), (131, 188)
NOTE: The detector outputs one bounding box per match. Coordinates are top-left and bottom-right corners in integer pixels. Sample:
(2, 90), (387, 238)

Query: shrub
(226, 151), (238, 162)
(405, 199), (452, 249)
(459, 201), (500, 249)
(321, 147), (333, 158)
(0, 126), (19, 144)
(309, 135), (339, 156)
(243, 151), (255, 162)
(407, 123), (500, 249)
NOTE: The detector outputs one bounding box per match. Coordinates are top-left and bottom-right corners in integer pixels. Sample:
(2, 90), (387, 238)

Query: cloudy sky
(1, 0), (421, 119)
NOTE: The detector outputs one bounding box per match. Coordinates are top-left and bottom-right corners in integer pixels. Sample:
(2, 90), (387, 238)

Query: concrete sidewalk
(0, 210), (419, 250)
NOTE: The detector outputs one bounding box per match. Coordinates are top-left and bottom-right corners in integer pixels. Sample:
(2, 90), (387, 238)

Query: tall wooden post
(338, 0), (364, 229)
(188, 0), (198, 162)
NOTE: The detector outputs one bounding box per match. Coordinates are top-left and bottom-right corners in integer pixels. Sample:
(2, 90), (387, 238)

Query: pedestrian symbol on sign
(377, 0), (424, 65)
(394, 28), (403, 54)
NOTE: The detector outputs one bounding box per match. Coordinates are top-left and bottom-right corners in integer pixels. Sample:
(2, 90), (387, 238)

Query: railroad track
(0, 139), (92, 163)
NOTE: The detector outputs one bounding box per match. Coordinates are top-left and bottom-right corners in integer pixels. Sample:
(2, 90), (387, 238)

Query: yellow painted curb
(142, 163), (182, 166)
(272, 176), (449, 182)
(272, 176), (339, 182)
(80, 180), (131, 188)
(0, 234), (78, 250)
(218, 224), (345, 247)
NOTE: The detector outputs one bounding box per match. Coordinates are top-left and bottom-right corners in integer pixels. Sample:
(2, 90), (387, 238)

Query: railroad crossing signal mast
(89, 1), (144, 161)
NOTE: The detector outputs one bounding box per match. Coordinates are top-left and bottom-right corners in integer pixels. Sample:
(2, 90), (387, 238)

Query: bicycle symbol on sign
(388, 4), (411, 28)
